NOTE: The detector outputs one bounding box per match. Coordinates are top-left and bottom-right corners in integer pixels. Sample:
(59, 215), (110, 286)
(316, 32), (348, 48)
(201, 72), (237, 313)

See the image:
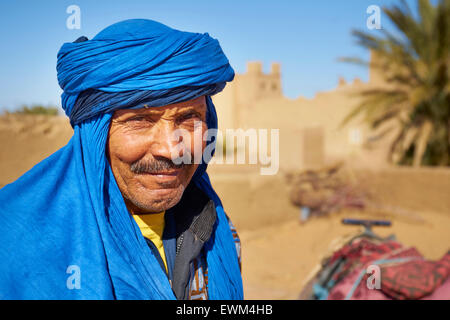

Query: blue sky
(0, 0), (418, 111)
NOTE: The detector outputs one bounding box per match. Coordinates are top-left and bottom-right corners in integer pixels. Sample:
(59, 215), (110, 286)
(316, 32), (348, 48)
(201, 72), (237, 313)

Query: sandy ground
(239, 209), (450, 299)
(1, 114), (449, 300)
(0, 114), (73, 187)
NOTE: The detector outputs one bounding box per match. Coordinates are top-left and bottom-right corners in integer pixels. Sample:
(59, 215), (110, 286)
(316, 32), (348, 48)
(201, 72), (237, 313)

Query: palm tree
(341, 0), (450, 166)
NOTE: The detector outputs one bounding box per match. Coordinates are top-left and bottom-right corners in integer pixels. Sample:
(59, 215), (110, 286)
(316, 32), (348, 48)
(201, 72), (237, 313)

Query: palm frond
(341, 0), (450, 166)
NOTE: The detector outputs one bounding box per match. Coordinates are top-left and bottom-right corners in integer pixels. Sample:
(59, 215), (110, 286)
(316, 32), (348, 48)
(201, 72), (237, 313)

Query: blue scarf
(0, 19), (243, 300)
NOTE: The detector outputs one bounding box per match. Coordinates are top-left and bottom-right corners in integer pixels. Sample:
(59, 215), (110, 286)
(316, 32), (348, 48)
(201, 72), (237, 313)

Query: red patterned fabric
(328, 239), (404, 286)
(381, 251), (450, 299)
(326, 238), (450, 300)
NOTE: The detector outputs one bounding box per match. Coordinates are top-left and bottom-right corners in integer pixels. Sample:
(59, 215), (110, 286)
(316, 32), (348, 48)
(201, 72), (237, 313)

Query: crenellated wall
(212, 55), (393, 171)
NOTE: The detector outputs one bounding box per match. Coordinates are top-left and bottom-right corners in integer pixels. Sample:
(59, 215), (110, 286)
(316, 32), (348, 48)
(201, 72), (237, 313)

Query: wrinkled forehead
(112, 96), (207, 118)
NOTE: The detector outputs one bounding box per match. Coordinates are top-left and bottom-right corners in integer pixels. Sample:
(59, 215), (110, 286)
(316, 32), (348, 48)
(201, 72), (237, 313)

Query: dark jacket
(143, 183), (241, 300)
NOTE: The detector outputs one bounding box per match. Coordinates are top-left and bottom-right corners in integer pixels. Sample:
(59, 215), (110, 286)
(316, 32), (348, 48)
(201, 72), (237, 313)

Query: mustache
(130, 157), (190, 174)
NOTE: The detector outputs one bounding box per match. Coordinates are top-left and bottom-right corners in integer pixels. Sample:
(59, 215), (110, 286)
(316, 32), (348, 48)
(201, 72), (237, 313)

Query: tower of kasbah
(213, 51), (384, 131)
(368, 49), (387, 87)
(213, 61), (283, 130)
(211, 53), (392, 170)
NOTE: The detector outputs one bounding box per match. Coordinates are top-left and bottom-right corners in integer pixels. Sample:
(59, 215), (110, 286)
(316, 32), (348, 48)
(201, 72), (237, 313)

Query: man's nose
(149, 120), (185, 161)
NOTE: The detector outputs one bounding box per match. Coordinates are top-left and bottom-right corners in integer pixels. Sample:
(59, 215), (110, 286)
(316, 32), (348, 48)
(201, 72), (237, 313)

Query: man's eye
(179, 112), (200, 122)
(127, 116), (147, 122)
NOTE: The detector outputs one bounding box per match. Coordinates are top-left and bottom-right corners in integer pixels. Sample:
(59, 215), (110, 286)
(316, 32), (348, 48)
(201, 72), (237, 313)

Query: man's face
(107, 96), (207, 214)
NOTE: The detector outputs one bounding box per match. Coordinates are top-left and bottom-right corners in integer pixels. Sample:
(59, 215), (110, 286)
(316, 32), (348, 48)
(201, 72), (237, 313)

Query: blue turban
(0, 19), (243, 299)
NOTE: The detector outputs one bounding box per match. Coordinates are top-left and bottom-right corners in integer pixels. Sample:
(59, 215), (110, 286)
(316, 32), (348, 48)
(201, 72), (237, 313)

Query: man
(0, 19), (243, 300)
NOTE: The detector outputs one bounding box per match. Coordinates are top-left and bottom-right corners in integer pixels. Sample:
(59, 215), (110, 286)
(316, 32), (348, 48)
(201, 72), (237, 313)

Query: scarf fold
(0, 19), (243, 300)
